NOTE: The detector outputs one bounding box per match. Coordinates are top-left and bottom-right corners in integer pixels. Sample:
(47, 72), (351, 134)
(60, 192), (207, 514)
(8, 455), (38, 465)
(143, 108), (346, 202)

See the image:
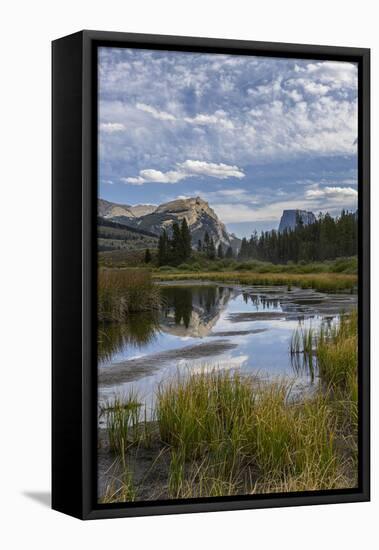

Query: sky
(98, 47), (358, 237)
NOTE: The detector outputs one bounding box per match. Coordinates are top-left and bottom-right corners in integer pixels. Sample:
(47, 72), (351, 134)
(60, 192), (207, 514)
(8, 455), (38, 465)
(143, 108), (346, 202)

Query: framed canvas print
(52, 30), (370, 520)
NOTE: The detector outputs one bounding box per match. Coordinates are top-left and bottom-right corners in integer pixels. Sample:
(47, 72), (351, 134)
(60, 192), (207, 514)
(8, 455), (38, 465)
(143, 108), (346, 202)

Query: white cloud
(100, 122), (125, 133)
(284, 89), (303, 102)
(305, 185), (358, 200)
(122, 160), (245, 185)
(300, 80), (330, 95)
(136, 102), (176, 121)
(136, 102), (235, 130)
(180, 160), (244, 179)
(122, 168), (186, 185)
(184, 110), (234, 129)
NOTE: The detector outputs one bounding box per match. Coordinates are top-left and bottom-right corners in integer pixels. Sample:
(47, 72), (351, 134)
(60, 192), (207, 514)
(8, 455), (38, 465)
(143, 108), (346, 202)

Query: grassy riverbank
(156, 256), (357, 275)
(97, 258), (357, 322)
(153, 271), (357, 292)
(99, 312), (358, 502)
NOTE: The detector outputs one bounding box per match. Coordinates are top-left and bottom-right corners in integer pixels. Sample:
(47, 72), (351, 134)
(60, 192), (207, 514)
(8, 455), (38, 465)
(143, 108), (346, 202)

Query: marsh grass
(290, 326), (316, 380)
(100, 370), (357, 501)
(153, 271), (357, 292)
(317, 311), (358, 397)
(167, 373), (343, 488)
(297, 311), (358, 402)
(100, 456), (136, 503)
(291, 310), (358, 472)
(290, 327), (314, 356)
(98, 268), (161, 322)
(101, 392), (143, 455)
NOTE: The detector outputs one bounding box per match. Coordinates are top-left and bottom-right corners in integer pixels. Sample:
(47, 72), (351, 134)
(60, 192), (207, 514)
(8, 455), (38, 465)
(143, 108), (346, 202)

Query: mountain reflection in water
(98, 284), (357, 407)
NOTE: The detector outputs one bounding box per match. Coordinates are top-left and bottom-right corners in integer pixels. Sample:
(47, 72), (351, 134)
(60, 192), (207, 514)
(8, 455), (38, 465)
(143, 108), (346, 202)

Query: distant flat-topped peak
(278, 209), (316, 233)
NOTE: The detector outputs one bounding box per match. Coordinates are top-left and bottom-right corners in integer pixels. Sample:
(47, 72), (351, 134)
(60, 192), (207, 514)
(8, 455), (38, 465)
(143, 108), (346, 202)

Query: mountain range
(98, 196), (240, 251)
(98, 197), (331, 252)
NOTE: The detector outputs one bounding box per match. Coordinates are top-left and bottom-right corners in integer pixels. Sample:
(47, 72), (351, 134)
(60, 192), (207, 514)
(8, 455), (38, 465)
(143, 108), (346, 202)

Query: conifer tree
(181, 218), (192, 259)
(225, 246), (234, 259)
(208, 237), (216, 260)
(144, 248), (152, 263)
(171, 222), (183, 264)
(204, 231), (210, 253)
(238, 237), (249, 259)
(158, 230), (168, 266)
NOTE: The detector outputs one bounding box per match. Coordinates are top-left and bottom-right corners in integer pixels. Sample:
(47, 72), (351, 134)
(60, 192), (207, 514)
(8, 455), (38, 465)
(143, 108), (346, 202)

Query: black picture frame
(52, 30), (370, 520)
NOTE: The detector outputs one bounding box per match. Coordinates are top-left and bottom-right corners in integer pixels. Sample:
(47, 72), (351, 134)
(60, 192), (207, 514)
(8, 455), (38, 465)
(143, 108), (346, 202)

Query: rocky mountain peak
(278, 209), (316, 233)
(98, 196), (240, 251)
(98, 198), (134, 219)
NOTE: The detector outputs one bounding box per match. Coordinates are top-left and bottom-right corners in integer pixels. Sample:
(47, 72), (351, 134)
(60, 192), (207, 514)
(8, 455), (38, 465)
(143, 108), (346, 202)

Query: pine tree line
(238, 210), (357, 264)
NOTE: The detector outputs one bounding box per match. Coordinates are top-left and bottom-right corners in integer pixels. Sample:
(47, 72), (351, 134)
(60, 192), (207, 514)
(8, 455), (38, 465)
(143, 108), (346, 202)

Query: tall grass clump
(290, 326), (316, 379)
(316, 310), (358, 462)
(290, 326), (314, 356)
(155, 369), (346, 496)
(296, 310), (358, 402)
(157, 369), (253, 460)
(101, 392), (142, 455)
(317, 311), (358, 398)
(98, 268), (161, 322)
(290, 310), (358, 472)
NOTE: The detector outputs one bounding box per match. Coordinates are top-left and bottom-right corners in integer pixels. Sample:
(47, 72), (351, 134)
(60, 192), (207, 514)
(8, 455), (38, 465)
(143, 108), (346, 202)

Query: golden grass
(153, 271), (357, 292)
(98, 268), (161, 322)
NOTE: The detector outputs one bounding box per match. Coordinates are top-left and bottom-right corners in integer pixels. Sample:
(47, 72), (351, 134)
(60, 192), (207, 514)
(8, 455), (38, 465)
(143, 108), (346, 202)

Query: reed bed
(98, 268), (161, 322)
(317, 311), (358, 398)
(291, 310), (358, 469)
(156, 371), (344, 496)
(295, 311), (358, 401)
(153, 271), (357, 292)
(290, 326), (315, 356)
(100, 393), (142, 455)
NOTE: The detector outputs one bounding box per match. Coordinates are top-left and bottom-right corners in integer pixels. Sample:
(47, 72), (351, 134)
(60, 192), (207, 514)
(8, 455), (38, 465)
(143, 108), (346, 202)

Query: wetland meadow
(97, 265), (358, 502)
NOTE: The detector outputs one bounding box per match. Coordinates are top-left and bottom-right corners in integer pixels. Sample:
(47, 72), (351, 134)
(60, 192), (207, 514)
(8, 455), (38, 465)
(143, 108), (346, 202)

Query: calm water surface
(98, 283), (357, 416)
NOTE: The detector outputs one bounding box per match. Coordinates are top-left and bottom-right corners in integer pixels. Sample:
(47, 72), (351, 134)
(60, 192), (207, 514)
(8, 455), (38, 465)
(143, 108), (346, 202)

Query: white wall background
(1, 0), (376, 547)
